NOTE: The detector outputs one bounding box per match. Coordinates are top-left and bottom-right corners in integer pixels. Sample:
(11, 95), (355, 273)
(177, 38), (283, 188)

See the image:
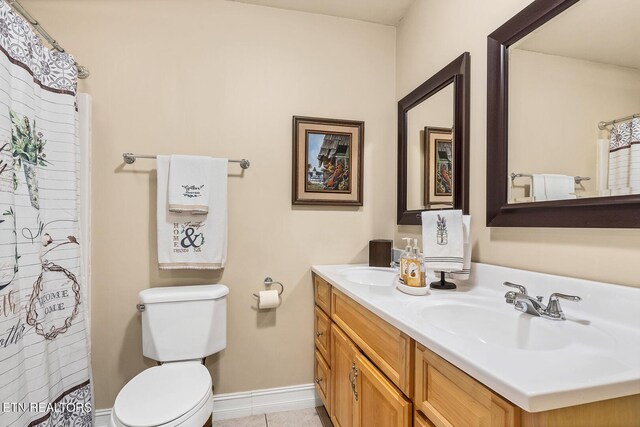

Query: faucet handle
(503, 281), (528, 295)
(545, 293), (581, 320)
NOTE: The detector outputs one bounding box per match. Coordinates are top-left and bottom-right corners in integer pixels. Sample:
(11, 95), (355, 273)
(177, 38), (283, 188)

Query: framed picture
(293, 116), (364, 206)
(424, 126), (453, 205)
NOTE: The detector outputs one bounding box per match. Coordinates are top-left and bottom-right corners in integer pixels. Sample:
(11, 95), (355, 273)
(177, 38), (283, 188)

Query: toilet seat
(110, 362), (213, 427)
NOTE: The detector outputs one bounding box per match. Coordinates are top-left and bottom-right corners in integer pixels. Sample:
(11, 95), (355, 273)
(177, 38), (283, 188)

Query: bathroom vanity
(312, 264), (640, 427)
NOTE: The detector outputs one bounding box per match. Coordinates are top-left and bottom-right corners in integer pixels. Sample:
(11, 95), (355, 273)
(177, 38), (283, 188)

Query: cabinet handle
(348, 362), (359, 401)
(315, 331), (323, 337)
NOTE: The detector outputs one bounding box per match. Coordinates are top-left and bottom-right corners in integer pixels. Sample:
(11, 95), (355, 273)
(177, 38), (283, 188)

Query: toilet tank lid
(139, 284), (229, 304)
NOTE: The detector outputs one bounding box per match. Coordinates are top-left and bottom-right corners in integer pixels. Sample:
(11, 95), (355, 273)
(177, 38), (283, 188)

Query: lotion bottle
(399, 237), (412, 284)
(406, 239), (423, 287)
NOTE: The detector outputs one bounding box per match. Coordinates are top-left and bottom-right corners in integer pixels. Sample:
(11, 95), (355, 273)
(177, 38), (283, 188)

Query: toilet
(109, 284), (229, 427)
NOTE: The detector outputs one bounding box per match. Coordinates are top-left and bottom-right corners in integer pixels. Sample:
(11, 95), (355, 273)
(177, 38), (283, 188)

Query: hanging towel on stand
(157, 155), (228, 269)
(168, 155), (212, 214)
(447, 215), (471, 281)
(421, 210), (464, 272)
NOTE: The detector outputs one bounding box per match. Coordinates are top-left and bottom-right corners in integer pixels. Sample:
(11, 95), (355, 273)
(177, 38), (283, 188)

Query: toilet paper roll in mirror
(258, 289), (280, 309)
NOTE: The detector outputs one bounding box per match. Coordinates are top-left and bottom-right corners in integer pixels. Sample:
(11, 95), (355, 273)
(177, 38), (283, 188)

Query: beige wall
(509, 49), (640, 199)
(23, 0), (396, 409)
(395, 0), (640, 287)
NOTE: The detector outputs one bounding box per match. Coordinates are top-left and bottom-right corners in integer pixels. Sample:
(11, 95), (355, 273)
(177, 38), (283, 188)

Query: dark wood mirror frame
(397, 52), (470, 225)
(486, 0), (640, 228)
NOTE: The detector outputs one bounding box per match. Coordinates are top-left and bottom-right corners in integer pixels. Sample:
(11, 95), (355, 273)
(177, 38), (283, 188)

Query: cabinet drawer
(415, 410), (436, 427)
(331, 289), (413, 397)
(315, 350), (331, 413)
(414, 343), (518, 427)
(314, 274), (332, 315)
(315, 306), (331, 363)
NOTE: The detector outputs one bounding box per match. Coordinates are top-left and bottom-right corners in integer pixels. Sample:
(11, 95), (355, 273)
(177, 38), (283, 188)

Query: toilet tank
(138, 284), (229, 362)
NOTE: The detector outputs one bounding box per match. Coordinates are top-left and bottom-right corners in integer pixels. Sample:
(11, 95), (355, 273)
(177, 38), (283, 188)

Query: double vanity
(312, 263), (640, 427)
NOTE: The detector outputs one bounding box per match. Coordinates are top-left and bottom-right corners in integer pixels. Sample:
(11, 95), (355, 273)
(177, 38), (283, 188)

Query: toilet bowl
(109, 363), (213, 427)
(110, 285), (228, 427)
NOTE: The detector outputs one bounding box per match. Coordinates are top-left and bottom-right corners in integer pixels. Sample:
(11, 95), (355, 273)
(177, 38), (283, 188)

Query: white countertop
(311, 262), (640, 412)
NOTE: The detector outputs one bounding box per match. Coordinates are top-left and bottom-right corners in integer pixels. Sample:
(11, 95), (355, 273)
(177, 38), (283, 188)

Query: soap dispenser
(400, 238), (412, 284)
(405, 239), (422, 288)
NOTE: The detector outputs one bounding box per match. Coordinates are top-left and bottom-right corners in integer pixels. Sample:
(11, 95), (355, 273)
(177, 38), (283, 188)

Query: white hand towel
(168, 155), (212, 214)
(447, 215), (471, 281)
(422, 210), (464, 272)
(157, 155), (228, 269)
(531, 174), (547, 201)
(543, 174), (576, 201)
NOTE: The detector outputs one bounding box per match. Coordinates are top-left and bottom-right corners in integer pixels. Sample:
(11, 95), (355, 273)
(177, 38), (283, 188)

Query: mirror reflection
(507, 0), (640, 204)
(406, 83), (454, 211)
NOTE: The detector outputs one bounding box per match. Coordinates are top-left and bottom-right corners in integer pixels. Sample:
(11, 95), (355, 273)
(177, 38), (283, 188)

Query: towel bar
(510, 173), (590, 185)
(122, 152), (250, 169)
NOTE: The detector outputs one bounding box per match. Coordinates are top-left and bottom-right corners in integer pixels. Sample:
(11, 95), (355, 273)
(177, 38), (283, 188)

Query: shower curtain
(0, 2), (92, 426)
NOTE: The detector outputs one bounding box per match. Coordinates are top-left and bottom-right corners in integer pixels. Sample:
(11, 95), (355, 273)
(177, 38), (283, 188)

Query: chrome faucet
(503, 282), (581, 321)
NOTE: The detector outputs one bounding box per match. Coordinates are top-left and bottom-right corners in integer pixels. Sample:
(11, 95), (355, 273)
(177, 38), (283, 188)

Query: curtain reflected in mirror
(507, 0), (640, 204)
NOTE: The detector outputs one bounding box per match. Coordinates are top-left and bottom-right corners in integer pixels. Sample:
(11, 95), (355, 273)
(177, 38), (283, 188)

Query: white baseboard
(94, 383), (321, 426)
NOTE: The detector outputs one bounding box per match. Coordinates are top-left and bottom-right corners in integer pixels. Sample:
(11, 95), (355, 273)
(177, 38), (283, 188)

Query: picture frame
(424, 126), (453, 206)
(292, 116), (364, 206)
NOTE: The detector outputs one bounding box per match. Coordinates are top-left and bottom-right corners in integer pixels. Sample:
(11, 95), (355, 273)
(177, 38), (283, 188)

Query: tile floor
(215, 407), (324, 427)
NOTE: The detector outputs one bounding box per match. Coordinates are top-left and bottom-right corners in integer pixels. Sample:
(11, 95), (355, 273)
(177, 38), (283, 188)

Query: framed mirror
(487, 0), (640, 228)
(397, 52), (470, 225)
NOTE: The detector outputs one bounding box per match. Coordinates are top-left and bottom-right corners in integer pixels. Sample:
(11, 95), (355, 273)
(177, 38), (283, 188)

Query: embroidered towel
(422, 210), (464, 272)
(157, 155), (228, 269)
(447, 215), (471, 280)
(168, 155), (212, 214)
(543, 174), (576, 200)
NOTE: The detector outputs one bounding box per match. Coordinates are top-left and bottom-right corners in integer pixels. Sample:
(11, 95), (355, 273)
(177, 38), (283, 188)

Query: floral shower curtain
(0, 2), (92, 426)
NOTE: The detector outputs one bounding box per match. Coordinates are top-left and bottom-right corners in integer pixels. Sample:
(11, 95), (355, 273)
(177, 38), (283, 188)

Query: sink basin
(420, 303), (572, 351)
(338, 267), (397, 286)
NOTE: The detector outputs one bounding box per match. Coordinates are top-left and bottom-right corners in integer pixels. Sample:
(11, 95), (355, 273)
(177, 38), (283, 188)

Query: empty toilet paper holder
(252, 277), (284, 298)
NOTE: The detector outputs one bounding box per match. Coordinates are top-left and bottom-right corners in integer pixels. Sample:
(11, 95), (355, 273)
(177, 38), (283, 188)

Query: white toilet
(109, 284), (229, 427)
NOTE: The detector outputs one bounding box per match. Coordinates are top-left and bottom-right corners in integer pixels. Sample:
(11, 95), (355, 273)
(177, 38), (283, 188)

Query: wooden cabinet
(313, 272), (639, 427)
(331, 289), (413, 397)
(313, 274), (333, 420)
(414, 343), (518, 427)
(331, 323), (411, 427)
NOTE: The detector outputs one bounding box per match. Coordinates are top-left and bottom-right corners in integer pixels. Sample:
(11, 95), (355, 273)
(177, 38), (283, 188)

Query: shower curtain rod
(7, 0), (90, 79)
(598, 113), (639, 130)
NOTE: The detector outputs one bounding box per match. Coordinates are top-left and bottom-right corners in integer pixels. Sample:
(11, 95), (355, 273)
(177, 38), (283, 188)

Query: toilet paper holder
(252, 277), (284, 298)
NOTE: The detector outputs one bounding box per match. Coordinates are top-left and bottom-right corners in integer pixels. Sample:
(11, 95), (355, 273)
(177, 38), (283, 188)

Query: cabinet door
(415, 343), (518, 427)
(354, 352), (412, 427)
(331, 324), (358, 427)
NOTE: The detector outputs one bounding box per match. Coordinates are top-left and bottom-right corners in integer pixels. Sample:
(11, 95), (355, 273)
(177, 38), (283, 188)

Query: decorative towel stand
(122, 153), (251, 169)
